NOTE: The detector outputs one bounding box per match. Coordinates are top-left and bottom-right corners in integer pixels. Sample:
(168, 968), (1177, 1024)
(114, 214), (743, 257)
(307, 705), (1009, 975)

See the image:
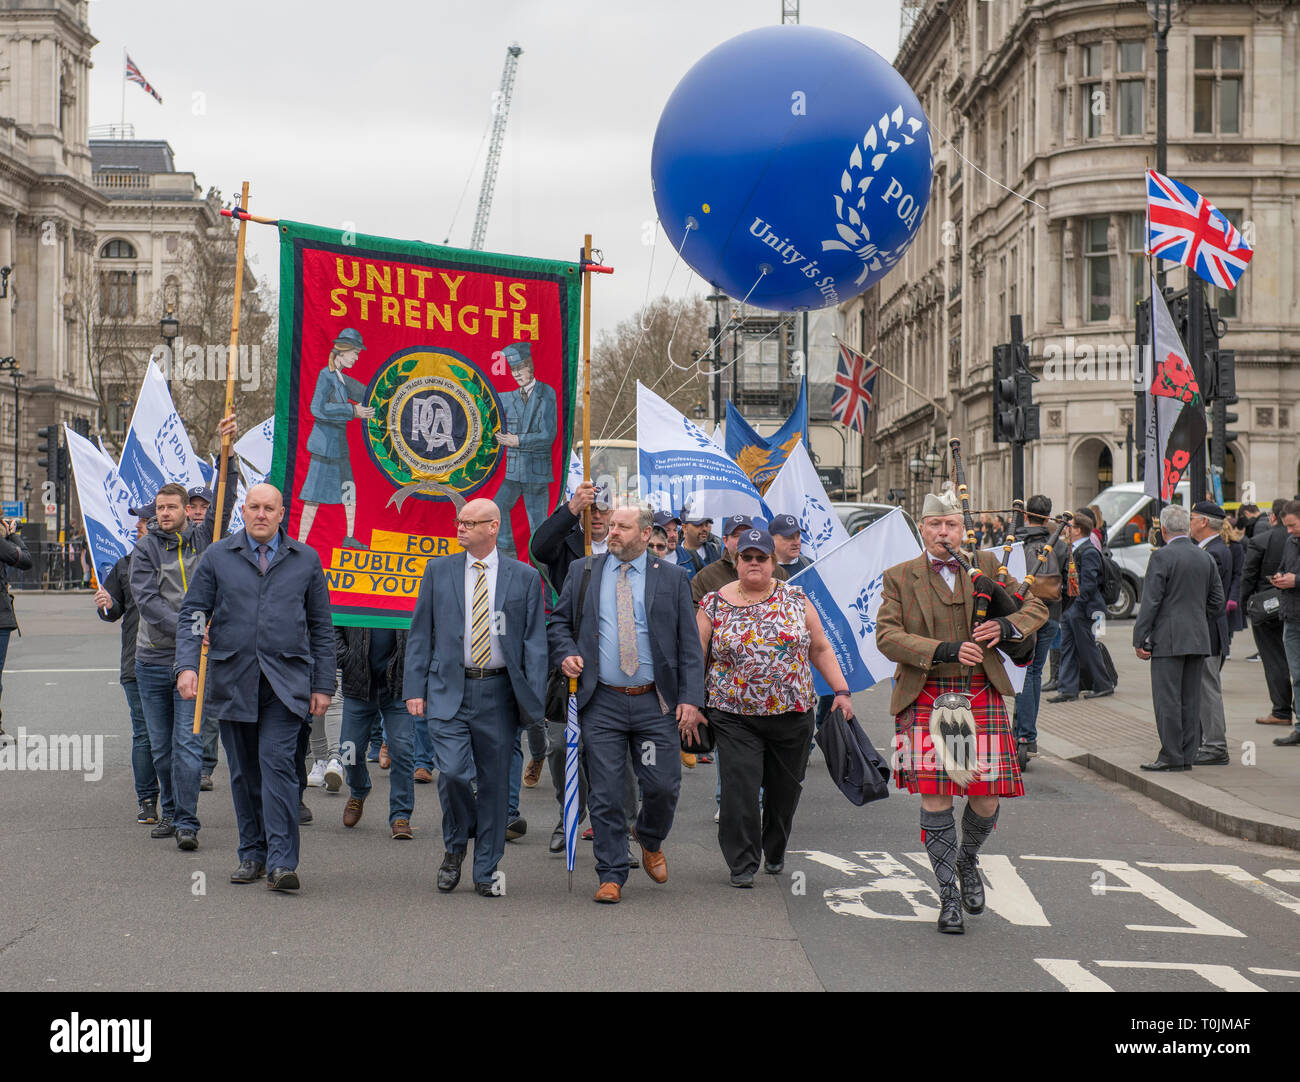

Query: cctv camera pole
(193, 180), (250, 735)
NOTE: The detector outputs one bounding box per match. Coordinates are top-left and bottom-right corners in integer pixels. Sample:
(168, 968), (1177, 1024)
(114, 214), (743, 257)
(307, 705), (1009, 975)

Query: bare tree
(588, 296), (712, 440)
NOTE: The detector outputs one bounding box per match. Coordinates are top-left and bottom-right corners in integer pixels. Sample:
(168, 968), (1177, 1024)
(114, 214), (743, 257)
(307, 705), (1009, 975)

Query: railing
(95, 172), (151, 191)
(8, 542), (92, 591)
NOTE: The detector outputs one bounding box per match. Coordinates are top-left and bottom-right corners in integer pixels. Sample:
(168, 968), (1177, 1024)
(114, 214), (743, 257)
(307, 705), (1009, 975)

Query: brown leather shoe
(343, 797), (364, 828)
(522, 757), (545, 788)
(680, 750), (697, 769)
(391, 818), (413, 840)
(413, 767), (433, 784)
(641, 846), (667, 884)
(378, 743), (391, 770)
(593, 882), (622, 904)
(1256, 715), (1292, 725)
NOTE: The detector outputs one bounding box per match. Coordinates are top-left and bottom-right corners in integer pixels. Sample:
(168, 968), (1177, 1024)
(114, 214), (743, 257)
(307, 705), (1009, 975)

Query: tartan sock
(920, 808), (958, 898)
(958, 803), (999, 868)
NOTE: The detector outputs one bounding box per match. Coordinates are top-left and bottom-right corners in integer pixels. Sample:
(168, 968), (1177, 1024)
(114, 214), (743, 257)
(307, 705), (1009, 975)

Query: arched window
(99, 239), (136, 259)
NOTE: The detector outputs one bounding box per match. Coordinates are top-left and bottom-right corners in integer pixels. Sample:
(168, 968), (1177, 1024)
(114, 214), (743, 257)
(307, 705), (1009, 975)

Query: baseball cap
(723, 513), (755, 536)
(768, 513), (800, 538)
(653, 510), (680, 530)
(187, 485), (214, 503)
(128, 500), (156, 519)
(736, 528), (774, 556)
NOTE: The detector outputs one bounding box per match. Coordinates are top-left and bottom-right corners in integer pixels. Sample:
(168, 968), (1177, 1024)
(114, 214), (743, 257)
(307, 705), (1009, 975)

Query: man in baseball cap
(652, 511), (680, 556)
(768, 514), (808, 576)
(691, 511), (787, 604)
(676, 499), (718, 581)
(186, 486), (214, 525)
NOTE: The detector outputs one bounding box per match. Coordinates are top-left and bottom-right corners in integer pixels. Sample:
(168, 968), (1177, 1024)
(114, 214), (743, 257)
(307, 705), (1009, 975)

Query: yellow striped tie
(470, 561), (492, 667)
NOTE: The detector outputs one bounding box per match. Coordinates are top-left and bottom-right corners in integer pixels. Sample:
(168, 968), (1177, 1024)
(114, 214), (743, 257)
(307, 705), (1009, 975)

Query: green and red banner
(270, 222), (581, 626)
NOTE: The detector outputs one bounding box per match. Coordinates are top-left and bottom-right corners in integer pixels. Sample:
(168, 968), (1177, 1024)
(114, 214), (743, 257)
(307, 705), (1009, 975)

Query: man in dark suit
(1243, 505), (1294, 728)
(1132, 504), (1225, 771)
(404, 498), (548, 897)
(1190, 501), (1232, 764)
(549, 501), (706, 904)
(176, 483), (337, 891)
(1048, 509), (1114, 703)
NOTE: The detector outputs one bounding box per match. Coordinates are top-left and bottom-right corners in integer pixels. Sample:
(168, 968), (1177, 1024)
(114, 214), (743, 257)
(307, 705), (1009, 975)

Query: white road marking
(1248, 968), (1300, 978)
(1021, 857), (1245, 937)
(1094, 960), (1266, 992)
(904, 852), (1051, 926)
(791, 850), (936, 922)
(1140, 862), (1300, 918)
(1263, 869), (1300, 883)
(1035, 958), (1114, 991)
(7, 669), (118, 674)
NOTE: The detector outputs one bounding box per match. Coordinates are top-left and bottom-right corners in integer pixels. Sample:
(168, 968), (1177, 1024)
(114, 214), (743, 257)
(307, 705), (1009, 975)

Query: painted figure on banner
(297, 328), (373, 549)
(493, 341), (557, 558)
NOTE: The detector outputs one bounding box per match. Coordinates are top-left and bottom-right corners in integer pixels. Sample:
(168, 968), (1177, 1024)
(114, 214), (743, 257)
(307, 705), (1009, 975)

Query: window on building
(1194, 36), (1243, 134)
(101, 271), (136, 318)
(1009, 92), (1020, 173)
(1083, 43), (1102, 77)
(999, 105), (1008, 184)
(1128, 214), (1148, 316)
(1116, 42), (1146, 136)
(1119, 41), (1145, 72)
(99, 239), (136, 259)
(1085, 217), (1111, 322)
(1009, 246), (1019, 317)
(1082, 84), (1103, 139)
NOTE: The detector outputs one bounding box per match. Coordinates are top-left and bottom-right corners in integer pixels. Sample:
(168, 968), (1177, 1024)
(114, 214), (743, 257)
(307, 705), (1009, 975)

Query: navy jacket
(1065, 540), (1105, 618)
(174, 527), (336, 721)
(546, 551), (705, 712)
(1202, 534), (1232, 656)
(530, 503), (592, 596)
(402, 551), (549, 725)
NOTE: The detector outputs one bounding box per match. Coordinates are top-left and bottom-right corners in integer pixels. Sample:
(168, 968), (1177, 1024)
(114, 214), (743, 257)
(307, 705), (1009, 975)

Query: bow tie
(930, 558), (959, 574)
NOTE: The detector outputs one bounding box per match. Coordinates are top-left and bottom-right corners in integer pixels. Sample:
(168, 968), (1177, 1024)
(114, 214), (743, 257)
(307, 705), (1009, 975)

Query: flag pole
(581, 234), (593, 556)
(120, 48), (126, 133)
(193, 180), (250, 735)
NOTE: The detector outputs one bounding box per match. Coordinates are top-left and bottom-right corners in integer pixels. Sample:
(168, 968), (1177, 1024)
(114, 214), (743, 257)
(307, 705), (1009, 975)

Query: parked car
(1089, 480), (1191, 619)
(833, 502), (922, 545)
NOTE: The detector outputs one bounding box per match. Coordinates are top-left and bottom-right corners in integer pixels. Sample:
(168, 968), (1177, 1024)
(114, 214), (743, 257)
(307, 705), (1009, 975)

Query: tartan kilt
(891, 672), (1024, 797)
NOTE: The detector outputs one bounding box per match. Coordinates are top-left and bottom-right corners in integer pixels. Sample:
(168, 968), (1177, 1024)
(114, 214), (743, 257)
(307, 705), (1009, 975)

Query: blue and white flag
(996, 542), (1029, 694)
(725, 378), (808, 491)
(637, 382), (768, 523)
(117, 360), (206, 506)
(562, 450), (582, 501)
(233, 415), (274, 480)
(228, 477), (248, 535)
(64, 425), (137, 584)
(789, 507), (921, 695)
(763, 439), (850, 561)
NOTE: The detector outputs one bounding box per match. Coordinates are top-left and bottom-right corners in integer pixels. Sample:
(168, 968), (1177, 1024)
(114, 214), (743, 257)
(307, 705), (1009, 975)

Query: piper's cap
(187, 485), (214, 503)
(737, 528), (774, 556)
(128, 500), (156, 519)
(920, 488), (962, 519)
(333, 327), (365, 351)
(1191, 500), (1226, 520)
(769, 513), (800, 538)
(653, 510), (680, 530)
(724, 514), (756, 536)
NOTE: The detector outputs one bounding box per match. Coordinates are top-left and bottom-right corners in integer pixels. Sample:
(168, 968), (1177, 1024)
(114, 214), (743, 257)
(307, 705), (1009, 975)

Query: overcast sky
(87, 0), (904, 340)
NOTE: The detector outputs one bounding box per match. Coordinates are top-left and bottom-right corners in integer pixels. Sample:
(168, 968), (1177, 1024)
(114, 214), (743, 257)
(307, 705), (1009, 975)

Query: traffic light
(1014, 340), (1039, 441)
(1209, 348), (1238, 477)
(36, 425), (59, 485)
(991, 343), (1017, 443)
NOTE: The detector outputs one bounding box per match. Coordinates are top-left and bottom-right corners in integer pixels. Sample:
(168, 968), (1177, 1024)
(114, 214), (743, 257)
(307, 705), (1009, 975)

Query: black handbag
(681, 591), (719, 754)
(544, 557), (592, 722)
(1247, 586), (1283, 627)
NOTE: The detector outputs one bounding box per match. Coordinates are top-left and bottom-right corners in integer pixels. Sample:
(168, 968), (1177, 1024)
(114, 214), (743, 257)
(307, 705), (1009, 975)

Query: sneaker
(323, 756), (344, 792)
(137, 799), (158, 825)
(176, 829), (198, 851)
(306, 760), (327, 788)
(697, 754), (713, 765)
(299, 801), (314, 824)
(150, 817), (175, 839)
(199, 773), (214, 792)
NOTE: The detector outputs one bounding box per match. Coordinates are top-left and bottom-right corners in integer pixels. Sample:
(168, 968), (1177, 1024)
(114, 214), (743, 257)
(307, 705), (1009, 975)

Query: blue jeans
(122, 679), (159, 804)
(341, 694), (415, 824)
(134, 662), (202, 832)
(506, 722), (549, 819)
(1014, 617), (1058, 743)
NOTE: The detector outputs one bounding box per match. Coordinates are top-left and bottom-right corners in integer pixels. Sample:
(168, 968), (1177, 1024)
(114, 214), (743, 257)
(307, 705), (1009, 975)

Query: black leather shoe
(956, 860), (985, 914)
(1083, 687), (1114, 699)
(298, 802), (313, 825)
(937, 891), (965, 934)
(230, 860), (266, 884)
(436, 851), (464, 893)
(267, 867), (300, 891)
(1194, 750), (1230, 766)
(474, 881), (501, 898)
(549, 823), (565, 853)
(1140, 760), (1189, 771)
(764, 860), (784, 875)
(1046, 693), (1078, 703)
(506, 816), (527, 841)
(730, 871), (755, 888)
(175, 829), (198, 851)
(150, 818), (175, 839)
(1275, 731), (1300, 747)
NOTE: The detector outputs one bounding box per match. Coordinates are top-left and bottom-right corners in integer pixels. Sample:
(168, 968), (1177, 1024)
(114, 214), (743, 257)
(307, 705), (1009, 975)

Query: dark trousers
(122, 679), (159, 804)
(1252, 620), (1293, 721)
(429, 673), (519, 886)
(0, 626), (10, 705)
(1014, 617), (1059, 742)
(221, 675), (308, 870)
(712, 708), (813, 875)
(581, 685), (681, 886)
(1058, 606), (1111, 697)
(1150, 655), (1204, 767)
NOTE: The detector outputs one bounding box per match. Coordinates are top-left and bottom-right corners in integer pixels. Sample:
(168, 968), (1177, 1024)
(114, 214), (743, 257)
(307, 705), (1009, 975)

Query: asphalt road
(3, 593), (1299, 992)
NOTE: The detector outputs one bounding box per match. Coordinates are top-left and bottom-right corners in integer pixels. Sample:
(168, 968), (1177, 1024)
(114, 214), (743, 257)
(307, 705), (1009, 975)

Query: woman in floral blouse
(695, 528), (853, 888)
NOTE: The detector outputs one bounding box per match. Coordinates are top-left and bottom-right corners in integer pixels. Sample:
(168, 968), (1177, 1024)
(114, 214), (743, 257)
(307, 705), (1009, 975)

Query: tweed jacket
(876, 548), (1048, 717)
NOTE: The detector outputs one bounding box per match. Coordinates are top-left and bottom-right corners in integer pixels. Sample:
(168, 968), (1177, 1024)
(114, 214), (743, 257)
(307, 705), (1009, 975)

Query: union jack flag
(1146, 169), (1252, 290)
(832, 342), (880, 434)
(125, 54), (163, 104)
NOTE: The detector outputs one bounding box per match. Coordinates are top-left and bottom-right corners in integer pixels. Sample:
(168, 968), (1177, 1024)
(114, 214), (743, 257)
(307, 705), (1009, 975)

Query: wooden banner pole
(581, 234), (593, 556)
(193, 180), (250, 735)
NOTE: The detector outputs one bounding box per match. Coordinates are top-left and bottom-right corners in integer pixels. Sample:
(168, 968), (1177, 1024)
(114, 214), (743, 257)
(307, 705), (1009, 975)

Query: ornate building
(847, 0), (1300, 516)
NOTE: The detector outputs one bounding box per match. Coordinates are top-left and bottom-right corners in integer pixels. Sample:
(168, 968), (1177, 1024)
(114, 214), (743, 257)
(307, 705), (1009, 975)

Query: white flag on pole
(117, 360), (206, 505)
(233, 415), (274, 479)
(763, 439), (850, 561)
(64, 425), (137, 584)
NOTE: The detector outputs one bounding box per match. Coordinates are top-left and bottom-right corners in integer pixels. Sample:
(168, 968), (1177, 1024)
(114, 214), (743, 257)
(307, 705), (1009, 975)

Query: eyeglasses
(737, 552), (770, 563)
(456, 518), (495, 528)
(648, 542), (668, 554)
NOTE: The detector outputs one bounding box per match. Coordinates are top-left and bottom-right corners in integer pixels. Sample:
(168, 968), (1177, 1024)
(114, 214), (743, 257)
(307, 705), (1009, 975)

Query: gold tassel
(929, 692), (979, 788)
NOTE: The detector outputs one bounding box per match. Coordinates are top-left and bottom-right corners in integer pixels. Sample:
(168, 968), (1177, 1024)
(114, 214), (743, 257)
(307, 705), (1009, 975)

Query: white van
(1089, 480), (1191, 618)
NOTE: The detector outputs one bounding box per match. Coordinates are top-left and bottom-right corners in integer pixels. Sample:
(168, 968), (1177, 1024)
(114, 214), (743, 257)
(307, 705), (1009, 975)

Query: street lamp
(159, 308), (179, 373)
(691, 402), (706, 420)
(706, 290), (729, 427)
(924, 446), (944, 474)
(0, 356), (20, 500)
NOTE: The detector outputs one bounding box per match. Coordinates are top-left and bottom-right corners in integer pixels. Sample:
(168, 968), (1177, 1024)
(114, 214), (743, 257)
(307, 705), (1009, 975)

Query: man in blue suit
(493, 342), (557, 559)
(176, 483), (337, 891)
(404, 497), (549, 897)
(549, 500), (706, 904)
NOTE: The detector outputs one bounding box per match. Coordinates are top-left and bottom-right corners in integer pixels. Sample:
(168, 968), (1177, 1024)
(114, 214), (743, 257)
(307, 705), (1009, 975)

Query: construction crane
(781, 1), (799, 23)
(469, 43), (523, 251)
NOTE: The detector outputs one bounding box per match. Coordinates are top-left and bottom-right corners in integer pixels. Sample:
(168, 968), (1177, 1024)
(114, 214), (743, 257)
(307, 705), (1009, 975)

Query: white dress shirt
(591, 537), (608, 555)
(463, 548), (504, 668)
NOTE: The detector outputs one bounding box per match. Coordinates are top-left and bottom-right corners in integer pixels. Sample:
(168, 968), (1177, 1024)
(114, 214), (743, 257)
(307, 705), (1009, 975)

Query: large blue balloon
(651, 26), (933, 312)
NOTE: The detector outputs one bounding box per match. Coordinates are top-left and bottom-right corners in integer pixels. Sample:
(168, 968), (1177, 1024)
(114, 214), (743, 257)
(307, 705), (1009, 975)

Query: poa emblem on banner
(365, 348), (503, 509)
